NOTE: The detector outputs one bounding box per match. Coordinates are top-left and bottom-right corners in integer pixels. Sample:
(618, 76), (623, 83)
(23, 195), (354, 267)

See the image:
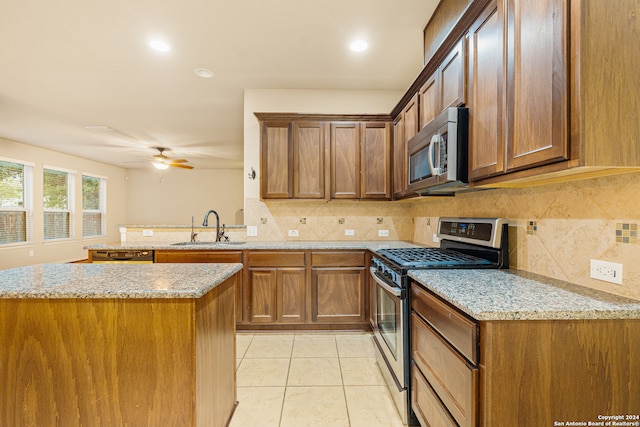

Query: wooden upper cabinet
(293, 121), (326, 199)
(361, 122), (391, 199)
(440, 39), (466, 111)
(392, 115), (407, 198)
(330, 122), (360, 199)
(468, 0), (506, 180)
(257, 113), (391, 200)
(505, 0), (568, 172)
(260, 121), (293, 198)
(403, 94), (420, 142)
(418, 39), (466, 131)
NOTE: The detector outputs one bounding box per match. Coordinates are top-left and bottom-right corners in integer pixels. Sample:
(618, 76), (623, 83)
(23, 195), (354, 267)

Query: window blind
(43, 168), (71, 240)
(0, 160), (27, 244)
(82, 175), (105, 237)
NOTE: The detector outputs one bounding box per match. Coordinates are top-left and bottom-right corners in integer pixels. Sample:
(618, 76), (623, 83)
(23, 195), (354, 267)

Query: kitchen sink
(170, 241), (246, 246)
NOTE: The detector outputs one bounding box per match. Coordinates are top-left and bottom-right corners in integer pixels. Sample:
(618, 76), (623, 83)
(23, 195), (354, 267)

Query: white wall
(124, 168), (244, 226)
(0, 138), (128, 269)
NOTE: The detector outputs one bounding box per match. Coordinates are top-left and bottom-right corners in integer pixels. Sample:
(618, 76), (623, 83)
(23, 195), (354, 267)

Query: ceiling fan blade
(170, 163), (194, 169)
(171, 159), (189, 163)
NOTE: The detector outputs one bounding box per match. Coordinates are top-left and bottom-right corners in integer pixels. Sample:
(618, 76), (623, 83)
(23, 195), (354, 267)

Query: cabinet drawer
(412, 363), (457, 427)
(247, 251), (306, 267)
(411, 283), (478, 364)
(411, 312), (478, 427)
(155, 251), (242, 263)
(311, 251), (365, 267)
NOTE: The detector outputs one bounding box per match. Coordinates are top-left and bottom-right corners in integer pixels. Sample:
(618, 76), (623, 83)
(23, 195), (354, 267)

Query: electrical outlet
(590, 259), (623, 285)
(345, 229), (355, 236)
(29, 250), (34, 257)
(378, 230), (389, 237)
(288, 229), (299, 237)
(142, 229), (154, 237)
(432, 234), (440, 243)
(246, 226), (258, 237)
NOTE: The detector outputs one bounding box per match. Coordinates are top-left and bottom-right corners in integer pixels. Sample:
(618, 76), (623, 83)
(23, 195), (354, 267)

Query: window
(43, 167), (74, 240)
(0, 159), (33, 244)
(82, 174), (106, 237)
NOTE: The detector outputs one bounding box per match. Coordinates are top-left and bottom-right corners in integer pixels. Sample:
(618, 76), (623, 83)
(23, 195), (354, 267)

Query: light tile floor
(230, 332), (404, 427)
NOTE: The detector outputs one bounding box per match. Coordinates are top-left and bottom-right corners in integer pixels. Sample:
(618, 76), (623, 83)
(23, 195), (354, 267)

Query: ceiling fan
(151, 147), (193, 170)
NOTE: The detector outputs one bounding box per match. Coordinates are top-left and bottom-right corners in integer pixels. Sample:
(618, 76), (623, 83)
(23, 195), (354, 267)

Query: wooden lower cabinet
(311, 268), (366, 324)
(411, 281), (640, 426)
(248, 268), (305, 324)
(155, 250), (244, 324)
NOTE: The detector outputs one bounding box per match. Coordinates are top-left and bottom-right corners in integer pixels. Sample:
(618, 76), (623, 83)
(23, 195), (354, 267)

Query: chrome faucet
(190, 216), (198, 242)
(202, 209), (222, 242)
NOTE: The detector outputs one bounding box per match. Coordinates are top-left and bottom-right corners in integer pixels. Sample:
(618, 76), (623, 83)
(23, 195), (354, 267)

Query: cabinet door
(312, 268), (366, 323)
(403, 94), (420, 143)
(392, 115), (406, 197)
(248, 269), (278, 323)
(468, 1), (506, 180)
(439, 39), (466, 111)
(330, 122), (360, 199)
(505, 0), (568, 171)
(294, 121), (325, 199)
(419, 74), (439, 129)
(361, 122), (391, 199)
(261, 121), (293, 198)
(277, 268), (306, 323)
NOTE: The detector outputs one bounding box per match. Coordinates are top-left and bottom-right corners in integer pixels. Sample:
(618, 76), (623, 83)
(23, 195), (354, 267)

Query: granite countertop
(0, 263), (243, 299)
(85, 240), (421, 251)
(409, 269), (640, 321)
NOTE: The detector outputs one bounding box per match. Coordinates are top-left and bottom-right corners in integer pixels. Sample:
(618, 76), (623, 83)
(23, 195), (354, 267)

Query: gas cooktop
(377, 247), (493, 268)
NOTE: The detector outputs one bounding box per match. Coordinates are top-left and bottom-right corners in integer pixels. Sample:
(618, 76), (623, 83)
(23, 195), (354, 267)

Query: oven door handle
(369, 267), (403, 297)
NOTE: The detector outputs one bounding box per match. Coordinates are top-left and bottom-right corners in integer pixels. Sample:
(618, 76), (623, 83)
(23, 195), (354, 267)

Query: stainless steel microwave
(407, 107), (469, 195)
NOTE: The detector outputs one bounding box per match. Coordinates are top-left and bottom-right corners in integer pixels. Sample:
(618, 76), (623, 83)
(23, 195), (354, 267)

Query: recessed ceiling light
(149, 40), (171, 52)
(194, 68), (215, 78)
(349, 40), (368, 52)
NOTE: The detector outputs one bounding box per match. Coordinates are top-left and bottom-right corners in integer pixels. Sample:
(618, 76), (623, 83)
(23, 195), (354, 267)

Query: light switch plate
(378, 230), (390, 237)
(142, 229), (154, 237)
(345, 229), (355, 236)
(288, 229), (299, 237)
(246, 225), (258, 237)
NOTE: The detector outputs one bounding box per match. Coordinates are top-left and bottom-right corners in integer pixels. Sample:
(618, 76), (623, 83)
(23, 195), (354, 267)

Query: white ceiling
(0, 0), (438, 169)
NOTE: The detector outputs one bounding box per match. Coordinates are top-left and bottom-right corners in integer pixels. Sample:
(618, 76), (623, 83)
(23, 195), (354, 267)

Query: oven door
(370, 267), (405, 387)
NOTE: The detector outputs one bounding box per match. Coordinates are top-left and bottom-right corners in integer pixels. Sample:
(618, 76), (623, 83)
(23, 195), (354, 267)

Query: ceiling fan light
(153, 161), (169, 170)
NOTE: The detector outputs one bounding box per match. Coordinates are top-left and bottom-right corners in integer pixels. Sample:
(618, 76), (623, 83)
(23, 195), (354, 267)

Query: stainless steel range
(370, 217), (509, 425)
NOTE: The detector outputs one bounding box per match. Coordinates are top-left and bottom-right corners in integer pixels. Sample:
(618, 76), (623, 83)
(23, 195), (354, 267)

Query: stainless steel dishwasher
(91, 250), (154, 264)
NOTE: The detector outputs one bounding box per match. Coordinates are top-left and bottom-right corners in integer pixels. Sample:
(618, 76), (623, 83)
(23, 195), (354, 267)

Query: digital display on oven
(440, 221), (493, 241)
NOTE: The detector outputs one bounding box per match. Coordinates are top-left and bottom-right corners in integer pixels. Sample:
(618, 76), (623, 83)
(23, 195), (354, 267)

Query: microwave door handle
(428, 134), (439, 175)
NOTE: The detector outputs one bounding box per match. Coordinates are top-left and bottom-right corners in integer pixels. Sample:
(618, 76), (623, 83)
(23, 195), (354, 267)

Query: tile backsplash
(245, 172), (640, 300)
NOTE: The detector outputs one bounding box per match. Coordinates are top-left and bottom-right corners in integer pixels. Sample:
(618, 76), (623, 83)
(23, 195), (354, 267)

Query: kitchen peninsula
(0, 263), (242, 427)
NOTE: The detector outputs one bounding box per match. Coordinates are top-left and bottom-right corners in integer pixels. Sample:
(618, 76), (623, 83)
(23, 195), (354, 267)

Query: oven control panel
(371, 257), (403, 287)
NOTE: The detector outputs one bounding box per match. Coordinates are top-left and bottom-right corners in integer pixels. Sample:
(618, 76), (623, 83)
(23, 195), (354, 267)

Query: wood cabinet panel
(247, 251), (305, 267)
(330, 122), (360, 199)
(423, 0), (474, 65)
(361, 122), (391, 199)
(412, 364), (457, 427)
(261, 121), (293, 198)
(312, 268), (366, 323)
(412, 284), (478, 364)
(248, 269), (278, 323)
(419, 75), (439, 129)
(505, 0), (568, 171)
(294, 121), (325, 199)
(311, 251), (365, 267)
(277, 268), (306, 323)
(468, 1), (505, 180)
(480, 319), (640, 425)
(412, 313), (478, 427)
(403, 94), (419, 143)
(440, 39), (466, 110)
(392, 115), (407, 197)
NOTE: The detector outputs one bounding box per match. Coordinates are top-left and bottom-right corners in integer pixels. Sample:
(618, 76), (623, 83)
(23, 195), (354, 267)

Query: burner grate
(378, 247), (492, 267)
